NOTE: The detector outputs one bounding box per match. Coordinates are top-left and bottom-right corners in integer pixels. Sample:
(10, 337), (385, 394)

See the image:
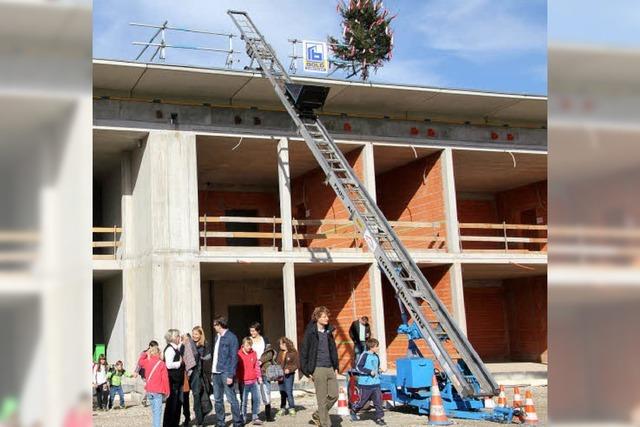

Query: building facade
(92, 60), (547, 372)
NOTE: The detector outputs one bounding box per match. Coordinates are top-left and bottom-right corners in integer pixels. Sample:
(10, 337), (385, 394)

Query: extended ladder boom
(228, 10), (498, 398)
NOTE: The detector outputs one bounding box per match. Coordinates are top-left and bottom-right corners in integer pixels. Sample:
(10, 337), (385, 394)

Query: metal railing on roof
(130, 21), (357, 76)
(130, 21), (236, 68)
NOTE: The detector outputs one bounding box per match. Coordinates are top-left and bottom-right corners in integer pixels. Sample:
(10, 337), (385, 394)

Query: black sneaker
(374, 419), (387, 426)
(311, 412), (321, 426)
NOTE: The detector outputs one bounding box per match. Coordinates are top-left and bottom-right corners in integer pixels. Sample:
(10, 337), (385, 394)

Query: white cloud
(414, 0), (546, 58)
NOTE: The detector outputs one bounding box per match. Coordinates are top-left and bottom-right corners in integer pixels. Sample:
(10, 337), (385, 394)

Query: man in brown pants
(300, 306), (340, 427)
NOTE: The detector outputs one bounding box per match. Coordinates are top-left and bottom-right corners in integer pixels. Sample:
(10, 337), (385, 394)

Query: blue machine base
(372, 357), (515, 423)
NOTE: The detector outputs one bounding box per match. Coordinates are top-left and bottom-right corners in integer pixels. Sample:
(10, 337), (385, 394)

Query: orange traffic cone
(522, 390), (539, 425)
(497, 384), (507, 407)
(428, 374), (453, 425)
(336, 387), (349, 416)
(512, 386), (523, 408)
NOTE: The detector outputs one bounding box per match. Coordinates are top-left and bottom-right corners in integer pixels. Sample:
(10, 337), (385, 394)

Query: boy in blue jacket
(350, 338), (386, 426)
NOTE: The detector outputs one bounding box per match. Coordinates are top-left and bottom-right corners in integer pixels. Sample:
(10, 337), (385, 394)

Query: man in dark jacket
(349, 316), (371, 367)
(211, 316), (242, 427)
(300, 306), (339, 427)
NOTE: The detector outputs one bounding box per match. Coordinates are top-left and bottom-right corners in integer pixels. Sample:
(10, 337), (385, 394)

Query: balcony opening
(453, 150), (547, 253)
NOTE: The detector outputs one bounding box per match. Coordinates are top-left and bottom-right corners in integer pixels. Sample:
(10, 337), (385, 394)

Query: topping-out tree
(328, 0), (395, 80)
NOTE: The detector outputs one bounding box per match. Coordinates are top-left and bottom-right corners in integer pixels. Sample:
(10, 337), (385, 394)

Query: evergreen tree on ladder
(329, 0), (395, 80)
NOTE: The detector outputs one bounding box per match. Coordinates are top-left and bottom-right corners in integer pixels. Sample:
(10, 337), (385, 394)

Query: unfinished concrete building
(92, 60), (547, 373)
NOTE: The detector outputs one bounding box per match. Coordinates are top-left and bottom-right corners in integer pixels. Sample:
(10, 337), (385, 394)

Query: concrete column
(368, 264), (388, 368)
(449, 262), (467, 334)
(441, 148), (461, 253)
(277, 138), (293, 251)
(282, 262), (297, 346)
(120, 152), (133, 259)
(362, 142), (388, 367)
(440, 148), (467, 334)
(362, 142), (377, 197)
(123, 130), (202, 366)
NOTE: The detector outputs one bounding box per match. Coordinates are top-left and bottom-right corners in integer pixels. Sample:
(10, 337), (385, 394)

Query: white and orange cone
(336, 387), (349, 416)
(382, 391), (394, 409)
(522, 389), (539, 425)
(512, 386), (523, 408)
(497, 384), (507, 408)
(428, 374), (453, 425)
(484, 394), (496, 409)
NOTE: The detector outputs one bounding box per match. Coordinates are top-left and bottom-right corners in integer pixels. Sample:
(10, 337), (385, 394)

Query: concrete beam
(277, 138), (293, 251)
(94, 98), (547, 151)
(282, 262), (297, 347)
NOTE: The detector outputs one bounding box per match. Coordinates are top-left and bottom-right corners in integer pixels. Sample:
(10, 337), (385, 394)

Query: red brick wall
(497, 180), (548, 251)
(376, 152), (446, 250)
(382, 265), (455, 368)
(496, 181), (548, 224)
(464, 283), (510, 361)
(295, 265), (372, 372)
(291, 147), (365, 249)
(198, 191), (279, 247)
(457, 198), (502, 250)
(504, 275), (547, 362)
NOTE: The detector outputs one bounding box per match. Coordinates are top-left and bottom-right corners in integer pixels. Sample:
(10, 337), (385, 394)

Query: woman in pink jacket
(138, 346), (170, 427)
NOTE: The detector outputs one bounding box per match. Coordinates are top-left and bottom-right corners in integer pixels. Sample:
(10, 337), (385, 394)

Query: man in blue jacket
(212, 316), (242, 427)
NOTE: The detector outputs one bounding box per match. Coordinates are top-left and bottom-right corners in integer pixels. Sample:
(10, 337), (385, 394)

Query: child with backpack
(275, 337), (299, 417)
(350, 338), (387, 426)
(259, 343), (279, 422)
(107, 360), (134, 409)
(237, 337), (264, 425)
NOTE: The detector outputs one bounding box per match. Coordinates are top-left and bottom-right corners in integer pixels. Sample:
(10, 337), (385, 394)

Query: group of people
(92, 307), (387, 427)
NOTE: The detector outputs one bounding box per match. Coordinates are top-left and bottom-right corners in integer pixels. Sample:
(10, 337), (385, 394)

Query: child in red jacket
(237, 337), (263, 425)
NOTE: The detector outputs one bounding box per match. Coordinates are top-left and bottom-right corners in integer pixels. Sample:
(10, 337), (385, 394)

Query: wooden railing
(93, 226), (122, 260)
(0, 230), (38, 263)
(458, 223), (547, 252)
(199, 216), (446, 250)
(553, 225), (640, 263)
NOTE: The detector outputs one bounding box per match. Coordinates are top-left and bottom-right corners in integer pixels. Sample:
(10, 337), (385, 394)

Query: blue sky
(549, 0), (640, 47)
(94, 0), (547, 95)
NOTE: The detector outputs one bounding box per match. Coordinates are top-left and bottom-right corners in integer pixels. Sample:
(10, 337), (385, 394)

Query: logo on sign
(303, 40), (329, 73)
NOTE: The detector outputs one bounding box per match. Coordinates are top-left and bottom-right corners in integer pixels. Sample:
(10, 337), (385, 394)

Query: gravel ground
(93, 386), (546, 426)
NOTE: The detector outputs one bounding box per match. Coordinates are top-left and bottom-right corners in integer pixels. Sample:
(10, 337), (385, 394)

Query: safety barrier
(93, 226), (122, 260)
(199, 215), (446, 250)
(458, 223), (547, 252)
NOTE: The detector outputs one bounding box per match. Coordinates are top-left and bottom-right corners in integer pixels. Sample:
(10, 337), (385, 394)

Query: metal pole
(203, 214), (207, 250)
(503, 221), (508, 252)
(226, 34), (234, 68)
(134, 20), (168, 61)
(159, 26), (166, 60)
(113, 225), (117, 259)
(272, 216), (276, 250)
